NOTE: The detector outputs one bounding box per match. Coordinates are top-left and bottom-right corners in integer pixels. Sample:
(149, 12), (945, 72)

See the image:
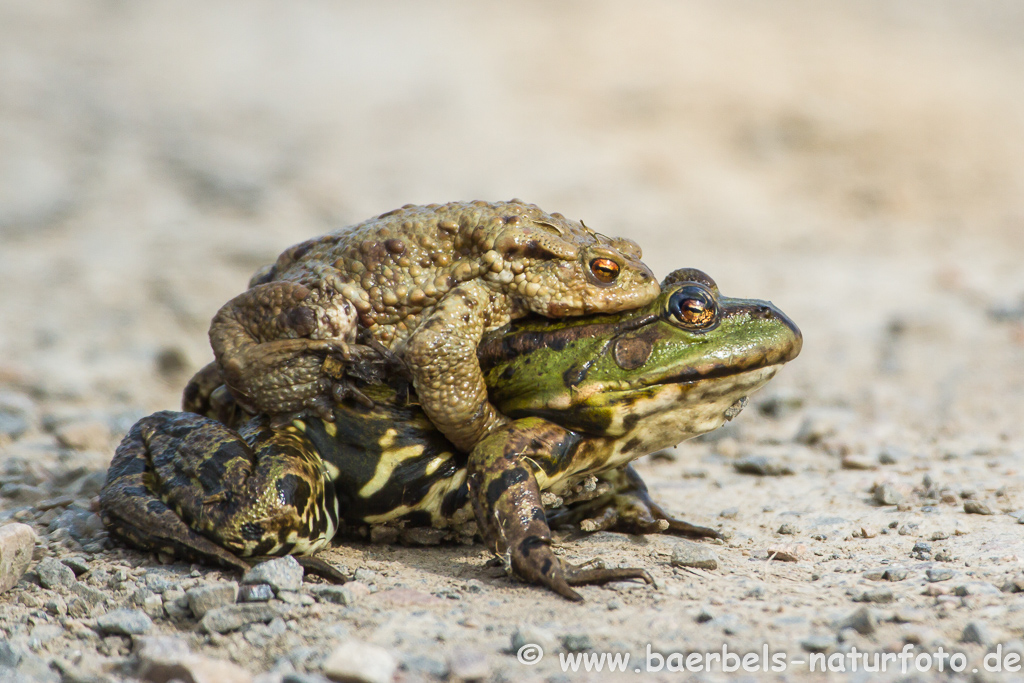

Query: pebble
(402, 654), (448, 679)
(61, 556), (90, 576)
(793, 410), (848, 444)
(777, 523), (799, 535)
(447, 649), (489, 681)
(187, 582), (238, 618)
(308, 585), (358, 606)
(352, 568), (378, 583)
(71, 580), (107, 606)
(142, 594), (164, 619)
(511, 624), (558, 655)
(853, 587), (893, 603)
(96, 608), (153, 635)
(48, 506), (105, 545)
(143, 572), (173, 593)
(242, 556), (304, 593)
(0, 411), (29, 440)
(911, 541), (932, 560)
(0, 522), (37, 593)
(964, 500), (993, 515)
(800, 634), (836, 653)
(926, 567), (954, 582)
(1002, 573), (1024, 593)
(238, 583), (275, 602)
(766, 544), (804, 562)
(36, 556), (76, 590)
(872, 483), (904, 506)
(277, 590), (315, 606)
(961, 621), (995, 646)
(953, 581), (1000, 596)
(670, 541), (719, 570)
(162, 588), (192, 619)
(44, 594), (67, 616)
(136, 635), (252, 683)
(734, 454), (793, 476)
(561, 634), (593, 652)
(322, 640), (396, 683)
(839, 606), (877, 635)
(201, 603), (286, 634)
(841, 454), (875, 470)
(0, 640), (22, 667)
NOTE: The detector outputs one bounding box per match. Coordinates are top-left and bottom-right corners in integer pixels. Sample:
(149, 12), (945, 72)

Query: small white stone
(322, 640), (396, 683)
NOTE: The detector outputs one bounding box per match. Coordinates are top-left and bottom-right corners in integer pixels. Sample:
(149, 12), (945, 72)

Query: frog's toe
(564, 564), (654, 588)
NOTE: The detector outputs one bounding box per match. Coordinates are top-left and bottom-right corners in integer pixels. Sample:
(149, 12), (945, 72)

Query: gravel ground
(2, 2), (1024, 682)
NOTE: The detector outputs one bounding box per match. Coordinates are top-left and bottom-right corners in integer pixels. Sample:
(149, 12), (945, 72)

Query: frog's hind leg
(100, 411), (340, 572)
(99, 412), (251, 572)
(547, 464), (724, 539)
(468, 420), (653, 602)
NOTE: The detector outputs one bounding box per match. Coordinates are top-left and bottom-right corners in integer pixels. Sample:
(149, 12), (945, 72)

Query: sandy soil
(2, 1), (1024, 681)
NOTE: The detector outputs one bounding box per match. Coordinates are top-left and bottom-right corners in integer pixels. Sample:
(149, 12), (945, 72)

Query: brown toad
(210, 199), (658, 451)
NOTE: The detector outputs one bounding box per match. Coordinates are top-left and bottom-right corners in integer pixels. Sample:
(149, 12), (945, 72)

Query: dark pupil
(683, 301), (705, 319)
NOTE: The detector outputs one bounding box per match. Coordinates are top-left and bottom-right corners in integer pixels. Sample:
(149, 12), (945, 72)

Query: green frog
(209, 200), (659, 453)
(101, 268), (801, 600)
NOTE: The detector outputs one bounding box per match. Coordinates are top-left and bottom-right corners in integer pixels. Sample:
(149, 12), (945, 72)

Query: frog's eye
(669, 286), (718, 330)
(589, 258), (620, 283)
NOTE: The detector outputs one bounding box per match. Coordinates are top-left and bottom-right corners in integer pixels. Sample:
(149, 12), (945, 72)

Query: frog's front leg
(547, 464), (724, 539)
(100, 411), (339, 570)
(405, 281), (512, 452)
(467, 419), (653, 601)
(209, 281), (377, 422)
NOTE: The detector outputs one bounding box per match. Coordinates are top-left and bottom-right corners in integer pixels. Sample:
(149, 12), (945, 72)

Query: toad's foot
(547, 464), (724, 539)
(210, 281), (388, 423)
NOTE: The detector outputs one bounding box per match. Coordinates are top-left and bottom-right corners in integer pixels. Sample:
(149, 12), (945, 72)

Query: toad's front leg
(209, 281), (378, 422)
(467, 419), (653, 601)
(404, 281), (512, 452)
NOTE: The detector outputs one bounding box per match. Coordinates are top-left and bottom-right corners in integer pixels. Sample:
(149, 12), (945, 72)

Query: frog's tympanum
(209, 200), (659, 453)
(101, 269), (801, 600)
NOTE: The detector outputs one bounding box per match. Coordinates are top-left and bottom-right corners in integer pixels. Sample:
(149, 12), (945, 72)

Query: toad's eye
(669, 286), (718, 330)
(590, 258), (620, 283)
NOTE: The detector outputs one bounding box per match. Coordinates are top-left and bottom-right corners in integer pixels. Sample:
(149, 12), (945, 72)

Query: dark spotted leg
(547, 464), (723, 539)
(468, 419), (653, 602)
(100, 411), (343, 576)
(182, 361), (253, 429)
(100, 413), (252, 572)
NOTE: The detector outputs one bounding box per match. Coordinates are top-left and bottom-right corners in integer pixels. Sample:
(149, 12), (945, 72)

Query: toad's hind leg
(468, 419), (652, 602)
(100, 411), (339, 572)
(209, 280), (379, 422)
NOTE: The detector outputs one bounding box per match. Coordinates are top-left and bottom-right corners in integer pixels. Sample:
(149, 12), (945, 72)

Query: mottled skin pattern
(210, 199), (659, 452)
(102, 269), (802, 599)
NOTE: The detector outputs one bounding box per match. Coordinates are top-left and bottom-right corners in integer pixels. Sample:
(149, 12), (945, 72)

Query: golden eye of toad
(590, 258), (620, 283)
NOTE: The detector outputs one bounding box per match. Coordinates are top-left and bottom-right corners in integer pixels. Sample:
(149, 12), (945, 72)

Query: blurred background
(1, 0), (1023, 441)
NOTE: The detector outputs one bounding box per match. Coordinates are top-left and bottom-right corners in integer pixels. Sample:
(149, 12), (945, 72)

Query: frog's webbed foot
(562, 559), (654, 588)
(548, 464), (724, 540)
